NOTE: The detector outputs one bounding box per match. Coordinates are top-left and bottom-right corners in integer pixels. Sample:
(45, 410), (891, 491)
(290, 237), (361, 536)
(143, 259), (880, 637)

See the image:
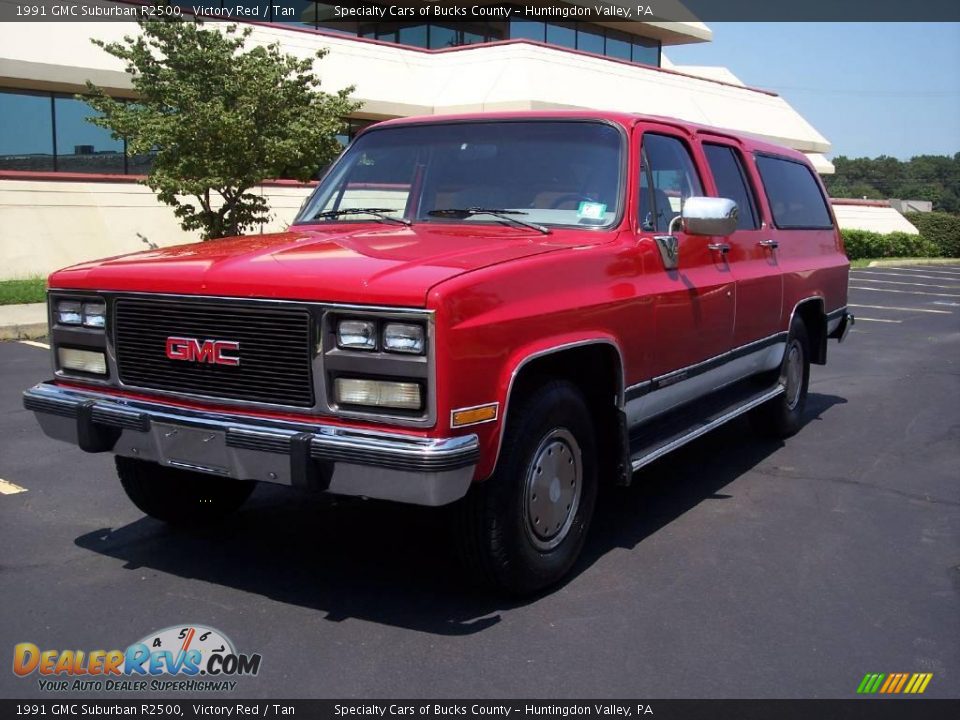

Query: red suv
(25, 111), (852, 594)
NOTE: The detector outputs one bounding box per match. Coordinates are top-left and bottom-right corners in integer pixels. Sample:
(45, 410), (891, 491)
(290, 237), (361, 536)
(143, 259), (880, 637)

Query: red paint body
(48, 111), (849, 482)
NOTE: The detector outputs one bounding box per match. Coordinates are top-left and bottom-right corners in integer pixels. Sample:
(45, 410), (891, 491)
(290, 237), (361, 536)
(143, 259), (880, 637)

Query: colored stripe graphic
(893, 673), (909, 693)
(857, 672), (933, 694)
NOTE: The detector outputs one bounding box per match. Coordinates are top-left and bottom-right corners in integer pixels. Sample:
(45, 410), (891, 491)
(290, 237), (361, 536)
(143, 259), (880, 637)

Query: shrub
(902, 212), (960, 258)
(840, 229), (939, 260)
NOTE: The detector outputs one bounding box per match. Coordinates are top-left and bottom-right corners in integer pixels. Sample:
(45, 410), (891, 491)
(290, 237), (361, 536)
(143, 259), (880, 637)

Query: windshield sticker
(577, 201), (607, 220)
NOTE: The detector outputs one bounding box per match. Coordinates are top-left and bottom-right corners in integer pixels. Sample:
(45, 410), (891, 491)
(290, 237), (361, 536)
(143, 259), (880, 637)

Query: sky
(666, 23), (960, 160)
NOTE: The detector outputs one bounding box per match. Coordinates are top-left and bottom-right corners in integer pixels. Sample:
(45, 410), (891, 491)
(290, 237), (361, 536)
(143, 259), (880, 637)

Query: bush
(902, 212), (960, 258)
(840, 229), (939, 260)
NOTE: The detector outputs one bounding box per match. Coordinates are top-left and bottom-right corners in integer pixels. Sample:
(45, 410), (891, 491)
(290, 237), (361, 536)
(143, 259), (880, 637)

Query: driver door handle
(759, 239), (779, 250)
(707, 242), (730, 254)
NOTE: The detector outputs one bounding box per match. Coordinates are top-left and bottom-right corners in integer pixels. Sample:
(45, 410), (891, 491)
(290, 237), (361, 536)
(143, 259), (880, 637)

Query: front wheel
(456, 380), (598, 595)
(750, 317), (810, 439)
(116, 457), (255, 526)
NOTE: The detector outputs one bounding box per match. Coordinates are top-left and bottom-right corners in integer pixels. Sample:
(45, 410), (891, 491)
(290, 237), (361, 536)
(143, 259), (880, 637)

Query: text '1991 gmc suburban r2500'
(24, 111), (853, 595)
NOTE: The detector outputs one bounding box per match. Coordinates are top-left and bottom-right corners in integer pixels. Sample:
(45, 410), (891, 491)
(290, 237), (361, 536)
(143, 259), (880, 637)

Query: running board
(629, 384), (785, 472)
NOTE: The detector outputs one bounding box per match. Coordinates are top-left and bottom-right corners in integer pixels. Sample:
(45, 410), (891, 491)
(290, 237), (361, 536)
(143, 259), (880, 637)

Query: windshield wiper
(309, 208), (412, 226)
(427, 207), (550, 235)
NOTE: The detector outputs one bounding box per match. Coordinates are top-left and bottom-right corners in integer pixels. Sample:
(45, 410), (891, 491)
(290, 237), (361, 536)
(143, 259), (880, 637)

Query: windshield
(295, 121), (624, 229)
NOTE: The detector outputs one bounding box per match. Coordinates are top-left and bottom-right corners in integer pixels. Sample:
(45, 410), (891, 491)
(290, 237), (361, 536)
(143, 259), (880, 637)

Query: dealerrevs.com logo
(13, 624), (262, 693)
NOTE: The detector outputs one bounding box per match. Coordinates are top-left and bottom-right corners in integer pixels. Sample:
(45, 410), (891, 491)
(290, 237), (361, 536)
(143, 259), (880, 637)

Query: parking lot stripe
(852, 270), (960, 282)
(883, 266), (960, 276)
(18, 340), (50, 350)
(0, 478), (28, 495)
(849, 278), (960, 289)
(855, 317), (902, 323)
(848, 303), (951, 314)
(849, 286), (960, 298)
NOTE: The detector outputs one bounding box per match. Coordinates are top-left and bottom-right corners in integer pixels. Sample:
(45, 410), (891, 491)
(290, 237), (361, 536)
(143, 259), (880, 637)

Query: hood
(49, 224), (591, 307)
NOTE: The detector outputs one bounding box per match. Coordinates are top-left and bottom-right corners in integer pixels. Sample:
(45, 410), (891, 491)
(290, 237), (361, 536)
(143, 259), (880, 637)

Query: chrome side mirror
(681, 197), (739, 236)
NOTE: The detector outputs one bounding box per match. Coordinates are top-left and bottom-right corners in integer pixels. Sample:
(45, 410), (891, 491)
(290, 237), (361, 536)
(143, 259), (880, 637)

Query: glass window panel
(377, 30), (398, 44)
(632, 38), (660, 66)
(429, 25), (457, 49)
(297, 121), (624, 229)
(127, 150), (156, 175)
(461, 30), (485, 45)
(0, 91), (54, 171)
(545, 24), (575, 49)
(642, 134), (703, 232)
(703, 144), (760, 230)
(755, 155), (833, 229)
(605, 30), (631, 60)
(510, 21), (545, 42)
(398, 24), (429, 48)
(54, 96), (125, 174)
(576, 26), (605, 55)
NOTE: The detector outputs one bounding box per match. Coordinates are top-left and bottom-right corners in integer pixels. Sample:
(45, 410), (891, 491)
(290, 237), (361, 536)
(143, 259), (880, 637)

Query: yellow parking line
(18, 340), (50, 350)
(855, 317), (901, 323)
(0, 478), (28, 495)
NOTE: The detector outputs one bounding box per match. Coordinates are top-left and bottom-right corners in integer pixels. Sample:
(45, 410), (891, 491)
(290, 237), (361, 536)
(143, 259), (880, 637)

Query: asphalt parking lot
(1, 266), (958, 700)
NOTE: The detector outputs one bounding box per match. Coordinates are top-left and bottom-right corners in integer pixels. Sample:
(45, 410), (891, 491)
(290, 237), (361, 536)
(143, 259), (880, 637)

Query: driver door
(637, 127), (736, 379)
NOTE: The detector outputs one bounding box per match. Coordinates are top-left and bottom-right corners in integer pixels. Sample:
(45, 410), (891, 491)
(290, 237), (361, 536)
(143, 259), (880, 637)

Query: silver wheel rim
(783, 339), (804, 410)
(523, 428), (583, 551)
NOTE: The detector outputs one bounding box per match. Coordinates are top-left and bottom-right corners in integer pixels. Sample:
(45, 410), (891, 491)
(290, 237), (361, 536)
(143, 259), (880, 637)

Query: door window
(703, 144), (760, 230)
(640, 134), (703, 232)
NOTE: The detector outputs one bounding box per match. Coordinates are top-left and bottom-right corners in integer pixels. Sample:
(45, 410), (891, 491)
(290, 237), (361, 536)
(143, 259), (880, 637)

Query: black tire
(750, 316), (810, 439)
(116, 457), (255, 526)
(457, 380), (598, 596)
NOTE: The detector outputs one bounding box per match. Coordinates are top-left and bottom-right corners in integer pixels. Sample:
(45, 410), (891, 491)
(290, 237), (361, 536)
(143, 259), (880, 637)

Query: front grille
(114, 298), (315, 408)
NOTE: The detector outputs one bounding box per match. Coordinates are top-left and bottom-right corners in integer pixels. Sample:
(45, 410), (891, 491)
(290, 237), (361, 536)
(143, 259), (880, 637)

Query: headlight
(334, 378), (422, 410)
(336, 319), (377, 351)
(58, 348), (107, 375)
(382, 323), (425, 355)
(82, 301), (106, 328)
(56, 300), (82, 325)
(55, 299), (106, 328)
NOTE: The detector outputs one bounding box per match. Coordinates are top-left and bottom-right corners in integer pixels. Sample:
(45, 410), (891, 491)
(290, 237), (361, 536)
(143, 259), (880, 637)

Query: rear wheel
(750, 316), (810, 439)
(457, 380), (598, 595)
(116, 457), (255, 526)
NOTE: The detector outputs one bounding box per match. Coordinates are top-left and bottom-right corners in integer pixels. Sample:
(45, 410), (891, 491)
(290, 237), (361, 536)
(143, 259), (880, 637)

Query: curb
(0, 322), (48, 341)
(867, 258), (960, 267)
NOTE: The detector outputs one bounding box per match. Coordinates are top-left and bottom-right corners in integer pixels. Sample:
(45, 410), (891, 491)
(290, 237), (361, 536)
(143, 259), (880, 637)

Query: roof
(373, 110), (812, 163)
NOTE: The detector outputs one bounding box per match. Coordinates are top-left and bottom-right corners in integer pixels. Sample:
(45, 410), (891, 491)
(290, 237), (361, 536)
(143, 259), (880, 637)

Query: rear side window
(703, 144), (759, 230)
(755, 154), (833, 229)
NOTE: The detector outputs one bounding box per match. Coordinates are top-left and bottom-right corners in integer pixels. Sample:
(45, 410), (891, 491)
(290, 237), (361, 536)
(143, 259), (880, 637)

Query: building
(0, 0), (834, 279)
(830, 199), (921, 235)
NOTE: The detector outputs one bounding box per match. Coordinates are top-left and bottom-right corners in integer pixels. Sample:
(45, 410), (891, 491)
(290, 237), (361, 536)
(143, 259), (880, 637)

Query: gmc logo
(165, 336), (241, 366)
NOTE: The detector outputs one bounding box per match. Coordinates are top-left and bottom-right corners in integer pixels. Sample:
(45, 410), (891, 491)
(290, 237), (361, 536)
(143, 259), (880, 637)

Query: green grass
(0, 277), (46, 305)
(850, 257), (960, 268)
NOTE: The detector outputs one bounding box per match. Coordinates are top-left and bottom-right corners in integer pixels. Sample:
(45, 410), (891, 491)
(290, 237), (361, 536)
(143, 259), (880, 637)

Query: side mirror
(681, 197), (739, 236)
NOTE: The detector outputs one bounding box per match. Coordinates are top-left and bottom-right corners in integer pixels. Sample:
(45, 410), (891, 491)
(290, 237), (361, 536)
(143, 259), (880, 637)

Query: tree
(823, 153), (960, 214)
(85, 18), (360, 239)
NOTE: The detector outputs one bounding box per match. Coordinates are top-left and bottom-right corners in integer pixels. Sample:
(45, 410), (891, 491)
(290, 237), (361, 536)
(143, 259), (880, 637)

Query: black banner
(1, 0), (960, 23)
(2, 700), (960, 719)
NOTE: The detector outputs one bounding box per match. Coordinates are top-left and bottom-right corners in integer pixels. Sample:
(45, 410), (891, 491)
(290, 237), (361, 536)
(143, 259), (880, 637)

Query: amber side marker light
(451, 403), (499, 428)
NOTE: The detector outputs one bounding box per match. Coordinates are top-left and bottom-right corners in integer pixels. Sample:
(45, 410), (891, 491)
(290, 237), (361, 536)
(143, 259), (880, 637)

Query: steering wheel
(549, 193), (596, 210)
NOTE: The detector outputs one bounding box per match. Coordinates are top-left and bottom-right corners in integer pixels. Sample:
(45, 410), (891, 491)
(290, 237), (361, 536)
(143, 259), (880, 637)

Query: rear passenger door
(639, 129), (735, 377)
(701, 139), (783, 346)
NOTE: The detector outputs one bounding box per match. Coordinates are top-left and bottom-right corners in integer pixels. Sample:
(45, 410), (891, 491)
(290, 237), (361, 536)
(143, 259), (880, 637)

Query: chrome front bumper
(23, 383), (479, 507)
